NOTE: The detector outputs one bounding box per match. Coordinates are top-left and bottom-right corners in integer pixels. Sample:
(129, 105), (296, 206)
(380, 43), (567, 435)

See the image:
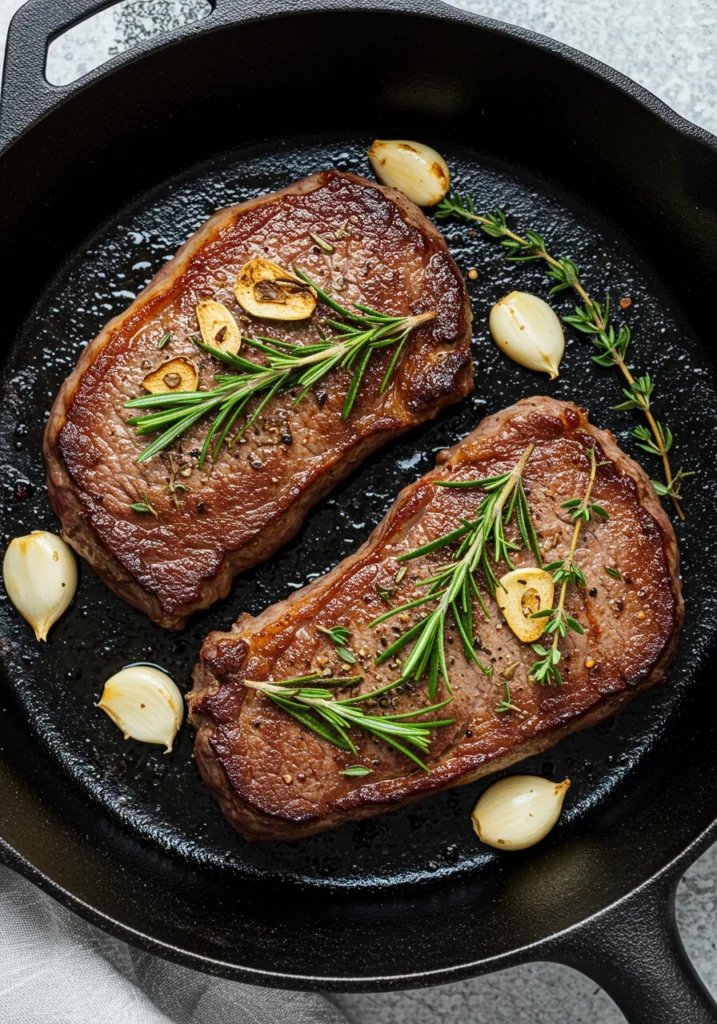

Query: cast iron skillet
(1, 1), (717, 1020)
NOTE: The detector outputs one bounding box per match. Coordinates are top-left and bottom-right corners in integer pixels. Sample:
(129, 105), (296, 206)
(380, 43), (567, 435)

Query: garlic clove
(368, 139), (450, 207)
(472, 775), (570, 851)
(3, 531), (77, 641)
(496, 567), (555, 643)
(234, 258), (316, 321)
(97, 665), (184, 753)
(489, 291), (565, 379)
(142, 357), (199, 394)
(196, 300), (242, 356)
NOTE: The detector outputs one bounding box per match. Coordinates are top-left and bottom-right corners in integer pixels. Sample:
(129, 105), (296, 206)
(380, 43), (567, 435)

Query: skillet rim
(2, 0), (717, 161)
(1, 0), (717, 990)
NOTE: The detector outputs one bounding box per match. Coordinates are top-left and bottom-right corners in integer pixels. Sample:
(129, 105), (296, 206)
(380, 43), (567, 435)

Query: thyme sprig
(124, 270), (435, 467)
(243, 674), (455, 772)
(369, 444), (540, 699)
(529, 448), (605, 685)
(129, 490), (157, 516)
(317, 624), (356, 664)
(435, 193), (688, 519)
(495, 682), (522, 715)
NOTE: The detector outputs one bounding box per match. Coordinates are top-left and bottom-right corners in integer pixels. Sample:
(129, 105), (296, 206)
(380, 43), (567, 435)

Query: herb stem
(549, 449), (597, 663)
(436, 195), (685, 519)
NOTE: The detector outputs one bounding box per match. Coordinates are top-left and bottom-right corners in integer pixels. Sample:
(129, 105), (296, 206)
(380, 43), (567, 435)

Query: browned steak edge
(43, 172), (473, 629)
(189, 397), (683, 841)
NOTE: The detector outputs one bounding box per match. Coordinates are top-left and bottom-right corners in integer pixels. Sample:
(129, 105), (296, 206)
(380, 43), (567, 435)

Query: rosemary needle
(124, 270), (435, 467)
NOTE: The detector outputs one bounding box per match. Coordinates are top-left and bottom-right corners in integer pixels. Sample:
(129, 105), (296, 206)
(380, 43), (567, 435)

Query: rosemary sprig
(243, 674), (455, 772)
(529, 448), (605, 685)
(124, 270), (435, 467)
(435, 193), (688, 519)
(369, 444), (540, 699)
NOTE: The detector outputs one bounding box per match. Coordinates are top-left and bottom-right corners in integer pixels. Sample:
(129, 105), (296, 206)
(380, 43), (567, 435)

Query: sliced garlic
(196, 300), (242, 356)
(3, 531), (77, 641)
(234, 258), (316, 321)
(142, 357), (199, 394)
(368, 139), (450, 207)
(472, 775), (570, 851)
(496, 567), (554, 644)
(489, 291), (564, 379)
(97, 665), (184, 753)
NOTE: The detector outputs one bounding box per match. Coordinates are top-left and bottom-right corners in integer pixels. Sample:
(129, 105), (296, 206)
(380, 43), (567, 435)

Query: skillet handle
(549, 874), (717, 1023)
(0, 0), (217, 149)
(1, 0), (119, 145)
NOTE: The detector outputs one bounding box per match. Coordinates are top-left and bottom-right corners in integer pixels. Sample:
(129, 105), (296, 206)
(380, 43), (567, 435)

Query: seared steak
(44, 171), (472, 629)
(189, 397), (682, 842)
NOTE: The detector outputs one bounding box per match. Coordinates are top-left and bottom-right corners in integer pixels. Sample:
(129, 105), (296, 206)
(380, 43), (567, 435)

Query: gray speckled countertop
(1, 2), (715, 1022)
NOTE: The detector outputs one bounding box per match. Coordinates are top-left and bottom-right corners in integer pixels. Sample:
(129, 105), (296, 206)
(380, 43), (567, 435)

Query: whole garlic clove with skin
(3, 531), (77, 641)
(489, 291), (565, 379)
(368, 140), (450, 207)
(97, 665), (184, 753)
(472, 775), (570, 851)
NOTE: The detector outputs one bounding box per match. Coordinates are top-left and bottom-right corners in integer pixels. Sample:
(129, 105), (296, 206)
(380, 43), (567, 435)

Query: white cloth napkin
(0, 865), (346, 1024)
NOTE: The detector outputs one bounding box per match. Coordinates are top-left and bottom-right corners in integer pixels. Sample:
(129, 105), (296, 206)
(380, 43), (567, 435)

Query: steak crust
(188, 397), (683, 842)
(44, 172), (472, 629)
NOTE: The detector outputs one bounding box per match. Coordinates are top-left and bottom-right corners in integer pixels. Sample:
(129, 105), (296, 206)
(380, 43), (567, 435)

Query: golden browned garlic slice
(489, 291), (564, 379)
(97, 665), (184, 753)
(142, 357), (199, 394)
(234, 258), (316, 321)
(3, 531), (77, 641)
(496, 567), (554, 643)
(196, 300), (242, 355)
(472, 775), (570, 851)
(368, 139), (450, 207)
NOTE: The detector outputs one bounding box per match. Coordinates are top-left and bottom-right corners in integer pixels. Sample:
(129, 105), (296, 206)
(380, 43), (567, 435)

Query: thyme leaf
(129, 490), (157, 516)
(317, 624), (356, 663)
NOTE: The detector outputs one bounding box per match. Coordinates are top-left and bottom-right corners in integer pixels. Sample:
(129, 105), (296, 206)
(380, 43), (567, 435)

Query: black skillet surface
(1, 1), (717, 1020)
